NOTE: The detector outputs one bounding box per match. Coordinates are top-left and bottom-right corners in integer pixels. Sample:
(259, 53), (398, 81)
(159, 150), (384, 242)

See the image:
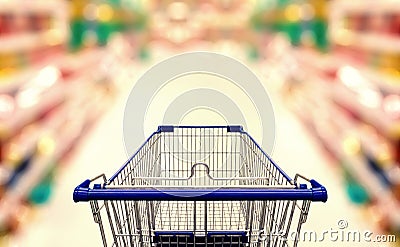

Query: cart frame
(74, 126), (327, 247)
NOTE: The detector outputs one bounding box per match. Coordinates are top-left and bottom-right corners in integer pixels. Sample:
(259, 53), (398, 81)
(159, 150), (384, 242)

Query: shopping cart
(73, 126), (327, 247)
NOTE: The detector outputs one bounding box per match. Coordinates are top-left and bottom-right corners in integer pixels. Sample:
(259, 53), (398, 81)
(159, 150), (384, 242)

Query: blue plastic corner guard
(310, 179), (328, 202)
(73, 179), (91, 202)
(157, 125), (174, 132)
(227, 125), (243, 132)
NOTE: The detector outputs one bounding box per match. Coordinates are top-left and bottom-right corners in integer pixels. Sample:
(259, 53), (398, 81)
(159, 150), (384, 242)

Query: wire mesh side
(108, 127), (293, 188)
(154, 201), (247, 232)
(238, 133), (292, 186)
(89, 198), (311, 247)
(88, 199), (156, 247)
(157, 127), (243, 187)
(109, 132), (162, 187)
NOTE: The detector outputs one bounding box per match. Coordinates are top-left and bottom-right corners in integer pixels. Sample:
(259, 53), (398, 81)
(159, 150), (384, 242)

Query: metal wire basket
(74, 126), (327, 247)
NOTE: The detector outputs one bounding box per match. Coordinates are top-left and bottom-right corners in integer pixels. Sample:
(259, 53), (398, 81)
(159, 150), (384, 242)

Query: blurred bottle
(96, 2), (115, 46)
(341, 160), (370, 205)
(28, 167), (55, 205)
(309, 0), (328, 51)
(69, 0), (88, 51)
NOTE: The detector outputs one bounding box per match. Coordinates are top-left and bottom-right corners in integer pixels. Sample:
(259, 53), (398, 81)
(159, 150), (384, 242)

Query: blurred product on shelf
(0, 49), (120, 237)
(330, 0), (400, 79)
(250, 0), (329, 51)
(68, 0), (147, 51)
(0, 1), (67, 78)
(144, 0), (256, 60)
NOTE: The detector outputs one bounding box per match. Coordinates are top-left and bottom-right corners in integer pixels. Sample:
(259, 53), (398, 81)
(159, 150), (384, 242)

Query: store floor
(11, 53), (385, 247)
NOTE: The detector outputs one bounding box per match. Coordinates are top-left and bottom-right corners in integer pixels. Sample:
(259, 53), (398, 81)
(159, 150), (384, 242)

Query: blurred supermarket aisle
(7, 46), (386, 246)
(0, 0), (399, 246)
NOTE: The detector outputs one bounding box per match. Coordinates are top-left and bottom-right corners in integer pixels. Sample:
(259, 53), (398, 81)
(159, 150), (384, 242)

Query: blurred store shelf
(0, 0), (139, 240)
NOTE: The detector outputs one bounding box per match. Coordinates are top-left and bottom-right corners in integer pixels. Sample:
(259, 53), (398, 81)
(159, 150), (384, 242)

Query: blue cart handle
(73, 174), (327, 203)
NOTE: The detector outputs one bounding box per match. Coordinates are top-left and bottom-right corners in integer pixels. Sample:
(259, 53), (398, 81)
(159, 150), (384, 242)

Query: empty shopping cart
(73, 126), (327, 247)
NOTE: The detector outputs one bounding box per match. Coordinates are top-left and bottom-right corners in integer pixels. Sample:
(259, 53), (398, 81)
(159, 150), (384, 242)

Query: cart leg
(91, 200), (108, 247)
(111, 200), (129, 246)
(104, 201), (119, 246)
(147, 201), (154, 247)
(124, 201), (137, 246)
(293, 200), (311, 247)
